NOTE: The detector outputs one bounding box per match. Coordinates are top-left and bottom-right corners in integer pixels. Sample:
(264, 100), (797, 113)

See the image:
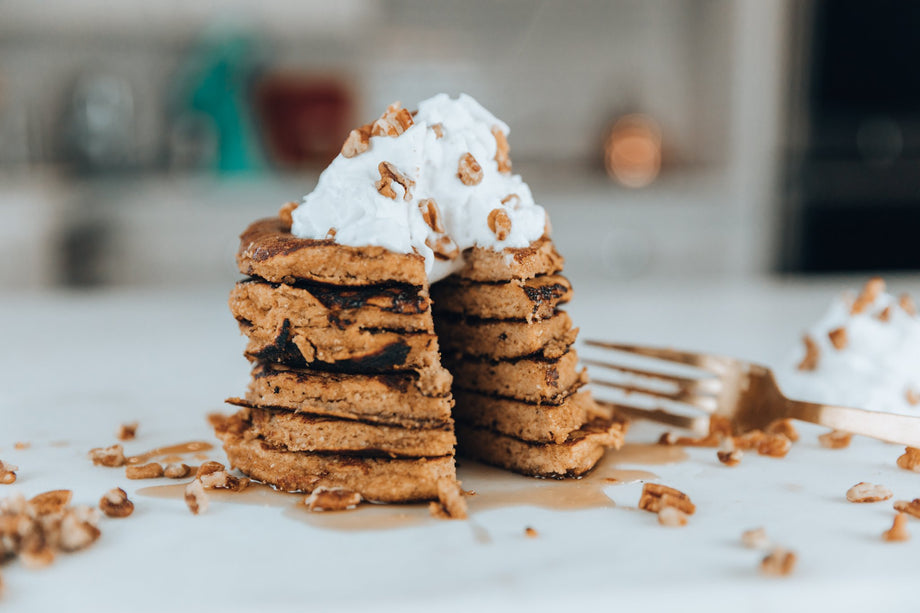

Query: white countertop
(3, 277), (919, 612)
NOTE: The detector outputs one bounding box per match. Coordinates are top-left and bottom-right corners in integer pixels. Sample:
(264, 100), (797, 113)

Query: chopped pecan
(828, 327), (848, 350)
(418, 198), (445, 233)
(760, 548), (797, 577)
(305, 487), (362, 512)
(757, 433), (792, 458)
(893, 499), (920, 519)
(501, 193), (521, 209)
(428, 478), (467, 520)
(199, 470), (249, 492)
(325, 227), (337, 240)
(431, 123), (444, 139)
(733, 430), (767, 450)
(0, 460), (17, 485)
(116, 421), (138, 441)
(797, 335), (820, 371)
(877, 306), (892, 322)
(638, 483), (696, 515)
(376, 161), (415, 201)
(57, 508), (101, 552)
(126, 462), (164, 480)
(425, 235), (460, 260)
(524, 526), (539, 538)
(883, 513), (910, 542)
(371, 102), (413, 137)
(906, 389), (920, 406)
(846, 482), (893, 503)
(766, 419), (800, 443)
(457, 153), (483, 186)
(99, 488), (134, 518)
(196, 461), (225, 478)
(851, 277), (885, 314)
(897, 446), (920, 471)
(818, 430), (852, 449)
(88, 444), (125, 468)
(20, 537), (54, 569)
(658, 506), (689, 527)
(487, 208), (512, 241)
(184, 479), (208, 515)
(900, 293), (917, 316)
(717, 448), (743, 467)
(278, 202), (299, 231)
(14, 442), (30, 450)
(492, 126), (511, 174)
(741, 527), (769, 549)
(164, 463), (192, 479)
(30, 490), (73, 515)
(341, 124), (373, 158)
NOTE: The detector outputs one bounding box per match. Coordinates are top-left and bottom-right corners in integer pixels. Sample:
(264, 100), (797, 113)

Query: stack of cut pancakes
(217, 217), (458, 504)
(431, 250), (627, 478)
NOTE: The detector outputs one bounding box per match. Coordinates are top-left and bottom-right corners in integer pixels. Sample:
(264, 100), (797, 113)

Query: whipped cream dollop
(777, 279), (920, 415)
(290, 93), (547, 282)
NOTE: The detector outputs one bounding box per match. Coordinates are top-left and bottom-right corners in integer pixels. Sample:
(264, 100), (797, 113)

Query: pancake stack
(432, 242), (627, 478)
(215, 216), (462, 506)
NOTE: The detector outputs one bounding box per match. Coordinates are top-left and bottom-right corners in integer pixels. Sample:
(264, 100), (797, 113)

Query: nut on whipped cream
(290, 93), (547, 282)
(778, 278), (920, 415)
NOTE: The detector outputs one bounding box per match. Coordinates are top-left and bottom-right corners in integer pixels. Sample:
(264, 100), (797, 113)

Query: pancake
(443, 350), (585, 403)
(436, 310), (576, 360)
(231, 278), (433, 333)
(244, 405), (456, 458)
(452, 386), (597, 444)
(215, 413), (455, 503)
(455, 416), (627, 478)
(430, 274), (572, 322)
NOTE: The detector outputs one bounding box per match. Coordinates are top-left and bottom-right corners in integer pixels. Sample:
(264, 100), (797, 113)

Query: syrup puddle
(127, 441), (213, 465)
(136, 442), (687, 533)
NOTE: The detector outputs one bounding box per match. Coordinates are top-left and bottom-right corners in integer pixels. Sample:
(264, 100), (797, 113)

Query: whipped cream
(777, 279), (920, 415)
(290, 93), (547, 282)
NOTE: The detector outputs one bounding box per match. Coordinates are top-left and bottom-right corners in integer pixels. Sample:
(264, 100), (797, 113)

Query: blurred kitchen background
(2, 0), (918, 290)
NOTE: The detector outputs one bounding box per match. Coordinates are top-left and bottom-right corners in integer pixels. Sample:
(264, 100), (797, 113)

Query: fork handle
(786, 399), (920, 447)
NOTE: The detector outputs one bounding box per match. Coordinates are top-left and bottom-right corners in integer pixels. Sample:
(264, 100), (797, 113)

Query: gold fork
(584, 340), (920, 447)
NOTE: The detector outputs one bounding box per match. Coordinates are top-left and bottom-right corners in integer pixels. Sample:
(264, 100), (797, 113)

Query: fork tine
(582, 358), (723, 396)
(595, 399), (710, 432)
(592, 379), (718, 413)
(584, 340), (733, 374)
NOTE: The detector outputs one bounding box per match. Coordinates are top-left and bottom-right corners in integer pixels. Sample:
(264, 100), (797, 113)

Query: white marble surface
(3, 277), (920, 612)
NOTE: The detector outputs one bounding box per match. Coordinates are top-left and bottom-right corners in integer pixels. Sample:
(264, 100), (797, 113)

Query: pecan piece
(184, 479), (208, 515)
(164, 463), (192, 479)
(305, 487), (362, 512)
(341, 124), (373, 158)
(884, 513), (911, 542)
(418, 198), (445, 233)
(428, 478), (467, 520)
(658, 506), (689, 527)
(851, 277), (885, 314)
(492, 125), (511, 174)
(426, 235), (460, 260)
(30, 490), (73, 515)
(893, 499), (920, 519)
(760, 548), (796, 577)
(371, 102), (413, 137)
(116, 421), (138, 441)
(846, 482), (893, 503)
(900, 293), (917, 316)
(741, 527), (769, 549)
(89, 444), (126, 467)
(818, 430), (852, 449)
(757, 433), (792, 458)
(199, 470), (249, 492)
(487, 208), (512, 241)
(457, 152), (483, 186)
(907, 389), (920, 406)
(196, 461), (225, 478)
(14, 441), (30, 450)
(278, 201), (299, 231)
(126, 462), (164, 480)
(877, 306), (892, 322)
(797, 335), (820, 371)
(524, 526), (539, 538)
(431, 123), (444, 139)
(638, 483), (696, 515)
(57, 508), (101, 552)
(0, 460), (17, 485)
(897, 446), (920, 471)
(717, 448), (743, 467)
(376, 161), (415, 201)
(828, 327), (848, 350)
(99, 488), (134, 518)
(766, 419), (800, 442)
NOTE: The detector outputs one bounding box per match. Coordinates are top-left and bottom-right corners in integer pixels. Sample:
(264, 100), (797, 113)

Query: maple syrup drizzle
(126, 441), (213, 465)
(135, 442), (687, 532)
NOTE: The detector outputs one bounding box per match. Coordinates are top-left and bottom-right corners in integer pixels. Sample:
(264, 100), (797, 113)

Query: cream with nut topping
(778, 278), (920, 415)
(290, 93), (547, 282)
